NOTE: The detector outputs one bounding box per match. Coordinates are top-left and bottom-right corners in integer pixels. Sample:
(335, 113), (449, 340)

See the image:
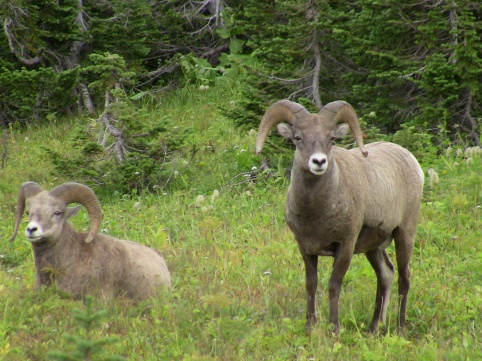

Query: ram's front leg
(328, 243), (354, 335)
(301, 251), (318, 330)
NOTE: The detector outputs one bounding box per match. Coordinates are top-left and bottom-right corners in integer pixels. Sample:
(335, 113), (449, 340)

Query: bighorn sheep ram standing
(9, 182), (171, 301)
(256, 100), (424, 334)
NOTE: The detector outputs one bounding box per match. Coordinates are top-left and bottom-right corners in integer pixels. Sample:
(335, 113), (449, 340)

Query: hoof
(305, 317), (317, 334)
(331, 324), (340, 336)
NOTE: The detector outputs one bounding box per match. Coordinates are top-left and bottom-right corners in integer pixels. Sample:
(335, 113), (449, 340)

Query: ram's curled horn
(50, 182), (102, 243)
(9, 182), (44, 242)
(256, 100), (311, 155)
(321, 101), (368, 157)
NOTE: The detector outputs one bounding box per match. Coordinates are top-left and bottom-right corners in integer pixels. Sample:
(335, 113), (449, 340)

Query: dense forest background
(1, 0), (481, 146)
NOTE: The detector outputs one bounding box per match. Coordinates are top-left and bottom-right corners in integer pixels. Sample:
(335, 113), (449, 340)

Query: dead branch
(3, 16), (41, 66)
(463, 90), (481, 146)
(306, 0), (322, 108)
(96, 88), (128, 162)
(69, 0), (89, 67)
(79, 83), (95, 115)
(1, 130), (8, 169)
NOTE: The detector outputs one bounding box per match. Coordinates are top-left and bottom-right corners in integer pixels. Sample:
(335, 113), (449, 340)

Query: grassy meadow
(0, 84), (481, 360)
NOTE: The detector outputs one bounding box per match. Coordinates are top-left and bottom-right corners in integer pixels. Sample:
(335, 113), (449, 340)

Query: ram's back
(348, 141), (424, 233)
(121, 240), (171, 300)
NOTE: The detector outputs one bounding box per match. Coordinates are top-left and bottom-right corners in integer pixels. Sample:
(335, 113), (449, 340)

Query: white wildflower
(445, 147), (453, 157)
(133, 202), (141, 210)
(195, 195), (205, 206)
(456, 148), (463, 158)
(211, 189), (220, 202)
(427, 168), (439, 187)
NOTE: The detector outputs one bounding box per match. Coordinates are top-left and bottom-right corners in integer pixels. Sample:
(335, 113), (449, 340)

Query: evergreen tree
(226, 0), (356, 131)
(47, 297), (125, 361)
(332, 0), (482, 144)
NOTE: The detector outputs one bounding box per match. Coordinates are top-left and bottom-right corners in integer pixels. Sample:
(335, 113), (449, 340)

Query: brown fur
(287, 142), (423, 334)
(257, 101), (424, 334)
(13, 186), (170, 301)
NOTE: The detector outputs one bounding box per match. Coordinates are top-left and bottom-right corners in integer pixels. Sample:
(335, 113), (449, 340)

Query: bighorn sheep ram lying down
(256, 100), (424, 334)
(9, 182), (171, 301)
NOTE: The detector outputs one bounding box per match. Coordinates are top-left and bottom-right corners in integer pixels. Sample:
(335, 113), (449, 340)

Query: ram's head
(256, 100), (368, 175)
(10, 182), (102, 244)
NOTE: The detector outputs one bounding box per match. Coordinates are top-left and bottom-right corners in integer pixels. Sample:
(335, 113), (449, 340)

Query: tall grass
(1, 83), (481, 360)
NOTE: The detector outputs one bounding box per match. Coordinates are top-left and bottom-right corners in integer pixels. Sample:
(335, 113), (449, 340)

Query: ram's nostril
(312, 157), (327, 166)
(27, 226), (37, 234)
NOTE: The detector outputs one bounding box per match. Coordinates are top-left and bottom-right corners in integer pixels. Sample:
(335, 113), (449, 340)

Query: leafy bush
(0, 67), (79, 125)
(45, 104), (193, 194)
(391, 123), (438, 165)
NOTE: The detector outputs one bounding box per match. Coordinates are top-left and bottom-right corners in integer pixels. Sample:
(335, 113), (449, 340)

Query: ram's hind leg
(365, 248), (395, 332)
(393, 226), (415, 332)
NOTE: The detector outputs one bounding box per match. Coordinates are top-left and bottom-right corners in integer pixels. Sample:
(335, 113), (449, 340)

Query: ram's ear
(332, 123), (349, 139)
(66, 205), (83, 220)
(277, 123), (293, 140)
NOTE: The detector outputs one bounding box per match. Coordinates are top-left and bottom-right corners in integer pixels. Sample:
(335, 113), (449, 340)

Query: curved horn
(321, 101), (368, 157)
(50, 182), (102, 243)
(256, 100), (311, 155)
(10, 182), (43, 242)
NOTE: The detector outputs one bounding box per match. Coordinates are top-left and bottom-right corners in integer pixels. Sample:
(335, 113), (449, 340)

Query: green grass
(1, 84), (481, 360)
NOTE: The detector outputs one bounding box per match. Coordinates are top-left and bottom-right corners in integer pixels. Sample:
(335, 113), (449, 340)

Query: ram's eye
(53, 211), (61, 216)
(294, 136), (302, 142)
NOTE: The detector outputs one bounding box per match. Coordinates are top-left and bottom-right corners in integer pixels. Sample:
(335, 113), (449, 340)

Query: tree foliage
(1, 0), (481, 145)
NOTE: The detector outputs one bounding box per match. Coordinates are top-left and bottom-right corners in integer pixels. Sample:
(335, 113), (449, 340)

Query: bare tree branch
(463, 90), (481, 146)
(79, 83), (95, 115)
(448, 2), (458, 65)
(1, 130), (8, 169)
(69, 0), (89, 67)
(306, 0), (322, 108)
(96, 87), (128, 162)
(178, 0), (226, 35)
(3, 17), (41, 66)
